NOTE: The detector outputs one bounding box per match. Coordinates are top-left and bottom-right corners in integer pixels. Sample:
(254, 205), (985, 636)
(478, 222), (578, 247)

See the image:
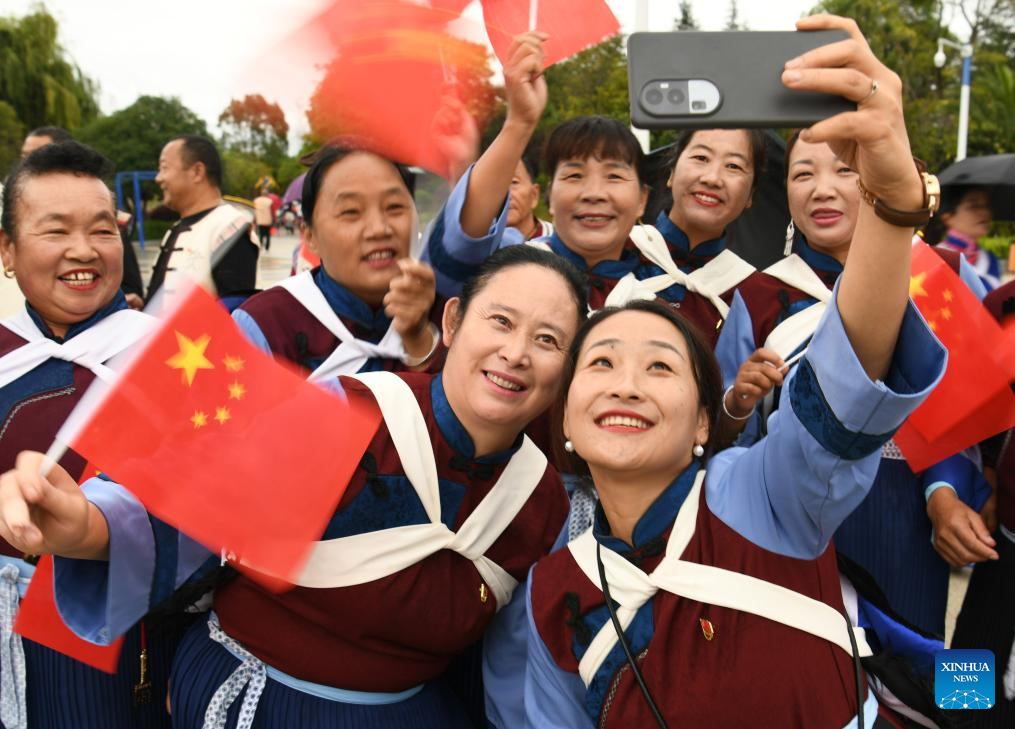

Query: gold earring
(2, 268), (14, 279)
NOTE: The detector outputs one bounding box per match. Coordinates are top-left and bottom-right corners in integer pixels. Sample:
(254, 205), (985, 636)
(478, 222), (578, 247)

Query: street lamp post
(934, 37), (974, 162)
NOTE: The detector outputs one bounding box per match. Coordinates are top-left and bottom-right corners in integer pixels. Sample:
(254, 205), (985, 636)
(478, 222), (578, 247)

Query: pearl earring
(564, 440), (575, 453)
(692, 443), (705, 457)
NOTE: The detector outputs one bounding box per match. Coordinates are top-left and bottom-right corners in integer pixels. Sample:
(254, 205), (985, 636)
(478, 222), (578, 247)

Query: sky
(0, 0), (972, 150)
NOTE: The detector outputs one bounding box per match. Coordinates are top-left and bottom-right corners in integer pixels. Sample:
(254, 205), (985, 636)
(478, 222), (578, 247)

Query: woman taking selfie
(525, 14), (948, 727)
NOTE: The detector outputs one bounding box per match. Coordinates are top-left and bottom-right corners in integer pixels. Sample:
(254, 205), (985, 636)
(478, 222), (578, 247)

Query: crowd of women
(0, 12), (1010, 729)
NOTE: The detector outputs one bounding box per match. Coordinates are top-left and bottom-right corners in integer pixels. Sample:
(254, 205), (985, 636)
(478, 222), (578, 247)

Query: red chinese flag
(894, 243), (1015, 470)
(302, 0), (491, 178)
(14, 557), (123, 673)
(54, 283), (381, 585)
(481, 0), (620, 68)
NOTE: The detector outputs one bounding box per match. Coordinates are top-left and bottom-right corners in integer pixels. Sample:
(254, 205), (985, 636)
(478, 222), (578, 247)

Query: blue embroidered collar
(26, 290), (127, 343)
(594, 461), (701, 553)
(430, 373), (523, 465)
(313, 266), (392, 341)
(548, 232), (640, 280)
(793, 234), (844, 276)
(655, 210), (726, 261)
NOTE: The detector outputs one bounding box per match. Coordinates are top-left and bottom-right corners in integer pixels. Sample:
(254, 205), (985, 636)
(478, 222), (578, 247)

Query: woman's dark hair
(920, 185), (989, 245)
(554, 299), (723, 475)
(544, 116), (649, 186)
(2, 141), (114, 239)
(301, 146), (416, 226)
(170, 134), (223, 189)
(670, 128), (768, 193)
(456, 245), (588, 327)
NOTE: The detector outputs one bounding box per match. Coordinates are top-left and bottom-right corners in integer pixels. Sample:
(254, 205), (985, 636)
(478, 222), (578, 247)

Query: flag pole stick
(40, 438), (68, 478)
(529, 0), (537, 31)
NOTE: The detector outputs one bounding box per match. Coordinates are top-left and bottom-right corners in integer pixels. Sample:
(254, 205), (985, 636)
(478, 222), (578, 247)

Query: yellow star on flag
(940, 307), (952, 321)
(909, 271), (929, 300)
(191, 410), (208, 428)
(223, 355), (245, 372)
(942, 289), (953, 303)
(166, 331), (215, 386)
(228, 381), (246, 400)
(214, 406), (231, 425)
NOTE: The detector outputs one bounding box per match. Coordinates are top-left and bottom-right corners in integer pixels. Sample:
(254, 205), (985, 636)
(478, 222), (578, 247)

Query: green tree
(220, 150), (272, 199)
(0, 6), (99, 132)
(77, 95), (207, 180)
(674, 1), (699, 30)
(541, 35), (630, 134)
(219, 94), (289, 170)
(0, 100), (25, 176)
(276, 156), (305, 195)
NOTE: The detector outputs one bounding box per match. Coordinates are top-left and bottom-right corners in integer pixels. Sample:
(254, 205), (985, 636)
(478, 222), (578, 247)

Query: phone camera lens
(692, 100), (706, 111)
(645, 88), (663, 106)
(667, 88), (685, 105)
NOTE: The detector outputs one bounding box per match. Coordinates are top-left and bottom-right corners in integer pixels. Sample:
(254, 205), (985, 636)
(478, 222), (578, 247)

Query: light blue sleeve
(231, 308), (272, 354)
(957, 255), (988, 300)
(706, 281), (948, 559)
(714, 290), (757, 389)
(523, 575), (594, 729)
(52, 477), (213, 644)
(419, 163), (512, 299)
(483, 581), (529, 728)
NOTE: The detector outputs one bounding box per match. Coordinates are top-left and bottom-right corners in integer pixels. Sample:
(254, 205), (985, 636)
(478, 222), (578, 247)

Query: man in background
(149, 135), (259, 308)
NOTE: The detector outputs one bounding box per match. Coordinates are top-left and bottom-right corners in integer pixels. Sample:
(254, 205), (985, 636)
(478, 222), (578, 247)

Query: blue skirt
(18, 617), (189, 729)
(168, 617), (477, 729)
(834, 458), (949, 636)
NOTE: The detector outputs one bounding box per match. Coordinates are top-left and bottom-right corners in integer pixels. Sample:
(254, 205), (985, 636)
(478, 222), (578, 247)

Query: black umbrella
(936, 154), (1015, 220)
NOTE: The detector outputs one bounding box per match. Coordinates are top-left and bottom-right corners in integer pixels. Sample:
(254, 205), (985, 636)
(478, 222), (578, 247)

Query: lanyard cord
(843, 609), (865, 727)
(595, 541), (668, 729)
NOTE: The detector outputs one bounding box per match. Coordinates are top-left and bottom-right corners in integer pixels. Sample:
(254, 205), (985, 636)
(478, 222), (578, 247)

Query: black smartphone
(628, 30), (856, 129)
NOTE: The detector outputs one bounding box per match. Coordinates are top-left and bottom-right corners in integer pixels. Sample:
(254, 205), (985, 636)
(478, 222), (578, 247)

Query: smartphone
(628, 30), (856, 129)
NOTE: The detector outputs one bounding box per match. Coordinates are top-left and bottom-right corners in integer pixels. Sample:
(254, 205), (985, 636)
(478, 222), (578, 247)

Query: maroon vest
(531, 487), (864, 728)
(238, 286), (445, 374)
(732, 268), (839, 349)
(0, 328), (94, 557)
(215, 372), (568, 690)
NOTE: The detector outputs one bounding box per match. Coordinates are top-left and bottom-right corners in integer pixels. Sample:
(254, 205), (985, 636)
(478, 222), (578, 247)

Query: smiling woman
(524, 14), (954, 728)
(1, 147), (123, 337)
(0, 141), (172, 728)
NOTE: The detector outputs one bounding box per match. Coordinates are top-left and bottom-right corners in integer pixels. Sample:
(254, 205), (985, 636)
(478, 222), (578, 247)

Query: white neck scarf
(604, 225), (755, 316)
(274, 371), (548, 610)
(0, 308), (155, 390)
(276, 272), (406, 381)
(568, 469), (872, 687)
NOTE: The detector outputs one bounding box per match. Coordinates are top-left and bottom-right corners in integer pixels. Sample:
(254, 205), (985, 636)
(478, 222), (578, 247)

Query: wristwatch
(856, 159), (941, 228)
